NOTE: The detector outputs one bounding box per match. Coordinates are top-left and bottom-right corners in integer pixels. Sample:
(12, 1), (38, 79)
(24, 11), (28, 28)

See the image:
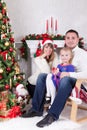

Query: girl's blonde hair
(60, 47), (73, 64)
(41, 43), (55, 63)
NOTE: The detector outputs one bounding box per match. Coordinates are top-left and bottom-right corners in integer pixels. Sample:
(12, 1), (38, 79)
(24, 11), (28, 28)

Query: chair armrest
(76, 79), (87, 90)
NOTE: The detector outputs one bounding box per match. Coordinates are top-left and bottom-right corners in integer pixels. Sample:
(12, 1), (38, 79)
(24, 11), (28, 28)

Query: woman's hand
(41, 52), (50, 59)
(60, 72), (70, 79)
(41, 53), (47, 58)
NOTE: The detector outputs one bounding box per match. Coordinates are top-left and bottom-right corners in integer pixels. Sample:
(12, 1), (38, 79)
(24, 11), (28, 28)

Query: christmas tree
(0, 0), (26, 120)
(0, 0), (24, 91)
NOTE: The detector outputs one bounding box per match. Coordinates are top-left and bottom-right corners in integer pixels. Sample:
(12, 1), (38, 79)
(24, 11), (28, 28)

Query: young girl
(45, 47), (75, 106)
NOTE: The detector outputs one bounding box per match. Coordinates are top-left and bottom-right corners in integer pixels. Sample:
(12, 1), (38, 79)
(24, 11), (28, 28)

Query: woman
(26, 39), (59, 98)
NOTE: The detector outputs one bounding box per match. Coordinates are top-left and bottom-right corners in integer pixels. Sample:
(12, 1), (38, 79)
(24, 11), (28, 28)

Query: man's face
(65, 32), (79, 49)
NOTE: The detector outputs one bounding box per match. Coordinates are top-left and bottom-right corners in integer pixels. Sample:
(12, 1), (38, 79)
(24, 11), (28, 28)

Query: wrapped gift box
(0, 91), (9, 101)
(0, 109), (10, 121)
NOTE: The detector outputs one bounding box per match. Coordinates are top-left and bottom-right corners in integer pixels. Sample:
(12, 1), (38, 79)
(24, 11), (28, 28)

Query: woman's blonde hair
(41, 43), (55, 63)
(60, 47), (73, 64)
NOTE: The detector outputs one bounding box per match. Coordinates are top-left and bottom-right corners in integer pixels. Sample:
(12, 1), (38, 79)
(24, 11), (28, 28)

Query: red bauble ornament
(12, 57), (14, 61)
(9, 47), (13, 52)
(9, 37), (14, 43)
(0, 74), (3, 79)
(1, 9), (6, 15)
(5, 84), (10, 89)
(11, 58), (15, 65)
(3, 18), (7, 24)
(6, 67), (11, 72)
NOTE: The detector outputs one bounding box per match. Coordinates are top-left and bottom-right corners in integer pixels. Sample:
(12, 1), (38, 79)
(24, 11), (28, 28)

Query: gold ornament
(17, 76), (23, 80)
(5, 41), (10, 46)
(4, 6), (7, 10)
(15, 62), (20, 74)
(2, 25), (5, 29)
(0, 13), (3, 19)
(0, 68), (3, 73)
(10, 78), (12, 89)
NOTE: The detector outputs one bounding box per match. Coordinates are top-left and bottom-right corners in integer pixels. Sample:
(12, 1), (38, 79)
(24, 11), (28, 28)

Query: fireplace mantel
(26, 40), (65, 57)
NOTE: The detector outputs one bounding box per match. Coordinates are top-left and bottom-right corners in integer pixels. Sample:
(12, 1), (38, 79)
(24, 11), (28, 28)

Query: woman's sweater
(28, 52), (59, 85)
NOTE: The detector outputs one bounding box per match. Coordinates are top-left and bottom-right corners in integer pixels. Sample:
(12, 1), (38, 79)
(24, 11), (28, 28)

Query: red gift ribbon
(7, 106), (21, 118)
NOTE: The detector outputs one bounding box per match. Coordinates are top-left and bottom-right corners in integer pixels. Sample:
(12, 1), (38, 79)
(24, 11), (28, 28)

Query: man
(21, 29), (87, 128)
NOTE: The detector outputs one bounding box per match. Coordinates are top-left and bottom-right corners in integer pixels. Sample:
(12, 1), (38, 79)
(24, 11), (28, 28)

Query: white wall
(4, 0), (87, 44)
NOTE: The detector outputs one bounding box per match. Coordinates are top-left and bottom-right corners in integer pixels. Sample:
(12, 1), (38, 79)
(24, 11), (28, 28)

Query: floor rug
(0, 116), (81, 130)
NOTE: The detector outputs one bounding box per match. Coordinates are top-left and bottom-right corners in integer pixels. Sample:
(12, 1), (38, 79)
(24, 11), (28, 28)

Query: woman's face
(43, 44), (53, 56)
(65, 32), (79, 49)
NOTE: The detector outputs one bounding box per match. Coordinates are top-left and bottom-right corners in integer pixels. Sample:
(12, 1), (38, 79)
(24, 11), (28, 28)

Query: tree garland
(19, 38), (28, 60)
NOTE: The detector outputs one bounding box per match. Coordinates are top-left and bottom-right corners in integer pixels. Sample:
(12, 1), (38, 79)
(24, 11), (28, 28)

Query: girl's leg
(46, 73), (56, 105)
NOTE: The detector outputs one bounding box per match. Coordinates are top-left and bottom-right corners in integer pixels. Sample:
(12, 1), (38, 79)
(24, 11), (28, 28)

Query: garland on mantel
(19, 33), (84, 60)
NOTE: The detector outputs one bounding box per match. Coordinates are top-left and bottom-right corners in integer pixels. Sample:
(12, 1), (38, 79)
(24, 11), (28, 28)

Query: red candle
(55, 19), (58, 31)
(46, 20), (48, 32)
(51, 17), (53, 28)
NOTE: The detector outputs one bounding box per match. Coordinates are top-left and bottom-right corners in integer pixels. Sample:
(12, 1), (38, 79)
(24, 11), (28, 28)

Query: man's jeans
(32, 73), (77, 120)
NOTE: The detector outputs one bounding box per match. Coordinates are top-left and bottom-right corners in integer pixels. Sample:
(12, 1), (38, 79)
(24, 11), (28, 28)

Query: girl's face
(65, 32), (79, 49)
(43, 44), (53, 56)
(60, 50), (72, 64)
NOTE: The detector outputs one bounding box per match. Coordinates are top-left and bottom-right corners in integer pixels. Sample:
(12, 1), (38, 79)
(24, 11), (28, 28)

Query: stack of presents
(0, 90), (21, 121)
(0, 85), (29, 121)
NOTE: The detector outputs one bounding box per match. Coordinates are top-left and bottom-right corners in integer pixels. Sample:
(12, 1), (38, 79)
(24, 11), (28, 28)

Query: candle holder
(46, 17), (58, 35)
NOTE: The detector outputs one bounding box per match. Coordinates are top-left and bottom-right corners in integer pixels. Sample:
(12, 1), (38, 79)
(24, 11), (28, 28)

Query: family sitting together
(21, 29), (87, 128)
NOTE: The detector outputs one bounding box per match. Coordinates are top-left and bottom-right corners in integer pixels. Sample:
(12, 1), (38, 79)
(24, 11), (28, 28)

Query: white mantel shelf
(26, 40), (65, 57)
